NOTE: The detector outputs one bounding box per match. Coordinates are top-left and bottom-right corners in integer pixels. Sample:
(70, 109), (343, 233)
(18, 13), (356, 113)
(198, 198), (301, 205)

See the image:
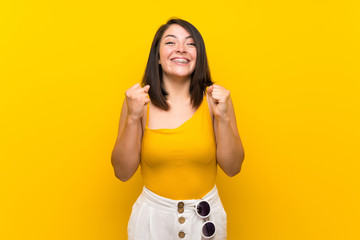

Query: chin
(174, 74), (192, 80)
(174, 70), (194, 77)
(163, 68), (194, 80)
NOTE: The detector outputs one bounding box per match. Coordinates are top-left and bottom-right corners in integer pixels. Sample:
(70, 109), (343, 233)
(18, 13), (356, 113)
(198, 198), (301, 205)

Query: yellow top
(140, 92), (217, 200)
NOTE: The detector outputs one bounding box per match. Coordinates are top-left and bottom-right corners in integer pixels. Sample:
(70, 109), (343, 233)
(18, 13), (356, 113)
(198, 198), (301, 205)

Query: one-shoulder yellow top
(140, 92), (217, 200)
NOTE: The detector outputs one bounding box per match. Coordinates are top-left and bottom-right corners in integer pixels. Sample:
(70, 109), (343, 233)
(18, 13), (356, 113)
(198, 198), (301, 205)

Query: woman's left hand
(207, 84), (231, 119)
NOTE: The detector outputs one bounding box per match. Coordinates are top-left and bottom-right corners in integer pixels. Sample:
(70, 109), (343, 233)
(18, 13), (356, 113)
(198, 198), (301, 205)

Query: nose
(176, 44), (186, 53)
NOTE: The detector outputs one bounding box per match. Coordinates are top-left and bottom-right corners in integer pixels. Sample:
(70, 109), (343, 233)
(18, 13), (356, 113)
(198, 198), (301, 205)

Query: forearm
(111, 116), (142, 181)
(215, 116), (245, 177)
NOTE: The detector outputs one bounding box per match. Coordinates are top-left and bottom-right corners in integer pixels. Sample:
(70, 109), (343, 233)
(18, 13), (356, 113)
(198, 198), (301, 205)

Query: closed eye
(165, 42), (175, 45)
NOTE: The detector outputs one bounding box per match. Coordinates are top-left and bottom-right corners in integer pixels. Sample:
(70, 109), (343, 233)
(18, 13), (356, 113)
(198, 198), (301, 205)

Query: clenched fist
(125, 83), (150, 120)
(207, 84), (231, 119)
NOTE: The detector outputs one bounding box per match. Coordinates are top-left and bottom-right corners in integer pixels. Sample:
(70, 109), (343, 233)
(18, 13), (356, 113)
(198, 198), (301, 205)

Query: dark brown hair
(141, 18), (213, 110)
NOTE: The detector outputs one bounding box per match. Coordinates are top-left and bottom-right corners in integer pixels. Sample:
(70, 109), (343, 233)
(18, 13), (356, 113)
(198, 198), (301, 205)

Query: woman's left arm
(207, 84), (245, 177)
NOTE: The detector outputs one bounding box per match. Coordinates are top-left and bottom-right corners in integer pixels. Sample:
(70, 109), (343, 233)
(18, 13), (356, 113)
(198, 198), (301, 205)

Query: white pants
(127, 185), (227, 240)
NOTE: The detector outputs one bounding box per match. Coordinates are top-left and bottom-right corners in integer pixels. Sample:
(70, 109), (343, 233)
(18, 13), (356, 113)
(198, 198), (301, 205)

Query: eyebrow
(164, 34), (193, 39)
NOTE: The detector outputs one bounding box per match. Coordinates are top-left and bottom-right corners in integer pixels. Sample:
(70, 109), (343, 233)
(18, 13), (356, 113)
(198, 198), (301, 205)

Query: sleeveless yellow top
(140, 92), (217, 200)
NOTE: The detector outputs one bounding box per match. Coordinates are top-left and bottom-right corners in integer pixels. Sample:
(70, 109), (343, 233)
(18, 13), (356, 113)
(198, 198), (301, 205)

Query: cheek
(159, 49), (172, 63)
(191, 50), (197, 62)
(191, 51), (197, 67)
(158, 53), (167, 65)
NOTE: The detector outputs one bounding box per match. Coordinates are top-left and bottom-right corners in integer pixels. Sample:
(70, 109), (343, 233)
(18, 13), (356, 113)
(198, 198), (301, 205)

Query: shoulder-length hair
(141, 18), (213, 111)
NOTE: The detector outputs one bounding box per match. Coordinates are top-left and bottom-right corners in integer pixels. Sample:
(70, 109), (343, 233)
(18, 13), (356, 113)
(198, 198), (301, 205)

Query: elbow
(226, 154), (245, 177)
(227, 167), (241, 177)
(112, 163), (132, 182)
(114, 171), (131, 182)
(111, 155), (132, 182)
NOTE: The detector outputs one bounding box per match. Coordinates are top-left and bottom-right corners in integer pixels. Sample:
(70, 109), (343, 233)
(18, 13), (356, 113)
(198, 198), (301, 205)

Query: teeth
(172, 58), (189, 63)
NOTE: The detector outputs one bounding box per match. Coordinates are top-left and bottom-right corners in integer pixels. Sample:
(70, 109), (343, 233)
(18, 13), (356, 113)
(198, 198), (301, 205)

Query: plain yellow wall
(1, 0), (359, 239)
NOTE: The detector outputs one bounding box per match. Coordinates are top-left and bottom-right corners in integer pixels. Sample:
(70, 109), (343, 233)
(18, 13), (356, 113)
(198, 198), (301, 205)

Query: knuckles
(125, 90), (148, 105)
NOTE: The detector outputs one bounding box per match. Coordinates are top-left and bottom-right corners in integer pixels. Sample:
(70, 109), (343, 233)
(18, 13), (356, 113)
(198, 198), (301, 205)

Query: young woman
(111, 18), (245, 240)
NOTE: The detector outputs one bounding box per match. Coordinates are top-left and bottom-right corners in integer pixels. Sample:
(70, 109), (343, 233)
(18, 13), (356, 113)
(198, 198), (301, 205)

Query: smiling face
(158, 24), (197, 82)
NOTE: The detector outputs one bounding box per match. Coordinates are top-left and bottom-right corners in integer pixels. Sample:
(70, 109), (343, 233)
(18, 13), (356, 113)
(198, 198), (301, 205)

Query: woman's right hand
(125, 83), (150, 120)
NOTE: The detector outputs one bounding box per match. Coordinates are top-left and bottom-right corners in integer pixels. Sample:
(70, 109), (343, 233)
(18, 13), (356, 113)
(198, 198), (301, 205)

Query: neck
(162, 75), (191, 104)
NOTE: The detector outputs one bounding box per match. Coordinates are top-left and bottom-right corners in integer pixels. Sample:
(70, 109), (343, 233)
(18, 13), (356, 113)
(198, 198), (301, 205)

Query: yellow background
(1, 0), (359, 239)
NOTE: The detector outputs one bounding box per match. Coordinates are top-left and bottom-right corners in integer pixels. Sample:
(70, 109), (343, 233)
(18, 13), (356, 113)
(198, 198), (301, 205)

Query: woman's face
(158, 24), (197, 81)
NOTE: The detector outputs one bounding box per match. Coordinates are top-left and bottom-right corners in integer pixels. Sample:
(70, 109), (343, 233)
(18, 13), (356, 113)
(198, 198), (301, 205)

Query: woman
(111, 18), (245, 240)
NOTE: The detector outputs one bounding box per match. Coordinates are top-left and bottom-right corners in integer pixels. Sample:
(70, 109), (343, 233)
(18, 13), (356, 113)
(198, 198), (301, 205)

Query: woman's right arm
(111, 83), (150, 182)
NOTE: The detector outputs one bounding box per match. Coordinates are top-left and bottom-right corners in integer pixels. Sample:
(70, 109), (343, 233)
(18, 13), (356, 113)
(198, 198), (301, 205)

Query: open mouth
(171, 58), (190, 64)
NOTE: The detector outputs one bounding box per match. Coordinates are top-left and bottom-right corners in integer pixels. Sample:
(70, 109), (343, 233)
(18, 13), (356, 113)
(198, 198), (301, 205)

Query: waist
(141, 163), (217, 199)
(140, 184), (221, 213)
